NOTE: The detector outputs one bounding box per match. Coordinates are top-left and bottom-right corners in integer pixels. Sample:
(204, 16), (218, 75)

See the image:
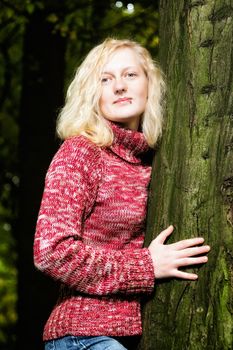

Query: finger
(174, 270), (198, 280)
(177, 256), (208, 267)
(154, 225), (174, 244)
(171, 237), (205, 250)
(177, 245), (210, 258)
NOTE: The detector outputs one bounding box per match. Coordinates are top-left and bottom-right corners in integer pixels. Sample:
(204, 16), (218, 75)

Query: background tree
(17, 1), (67, 348)
(139, 1), (233, 349)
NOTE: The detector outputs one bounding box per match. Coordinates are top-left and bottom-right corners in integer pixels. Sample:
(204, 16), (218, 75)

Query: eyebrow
(101, 66), (138, 75)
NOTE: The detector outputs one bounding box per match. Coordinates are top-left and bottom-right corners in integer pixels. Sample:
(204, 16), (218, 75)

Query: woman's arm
(33, 136), (155, 296)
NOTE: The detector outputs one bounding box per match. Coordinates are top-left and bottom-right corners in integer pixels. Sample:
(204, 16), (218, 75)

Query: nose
(114, 77), (127, 94)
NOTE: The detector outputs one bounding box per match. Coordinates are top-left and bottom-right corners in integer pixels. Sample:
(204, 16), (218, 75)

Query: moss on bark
(139, 1), (233, 349)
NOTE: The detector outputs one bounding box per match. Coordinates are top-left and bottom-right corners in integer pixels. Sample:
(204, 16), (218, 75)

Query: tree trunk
(139, 1), (233, 349)
(17, 7), (66, 349)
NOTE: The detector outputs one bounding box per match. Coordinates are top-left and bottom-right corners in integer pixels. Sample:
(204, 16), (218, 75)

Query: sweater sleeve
(33, 136), (155, 296)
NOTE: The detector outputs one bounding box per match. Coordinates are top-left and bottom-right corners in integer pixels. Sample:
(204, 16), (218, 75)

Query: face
(99, 47), (148, 130)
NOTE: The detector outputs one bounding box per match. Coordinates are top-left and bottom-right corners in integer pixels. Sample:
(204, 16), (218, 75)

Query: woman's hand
(148, 225), (210, 280)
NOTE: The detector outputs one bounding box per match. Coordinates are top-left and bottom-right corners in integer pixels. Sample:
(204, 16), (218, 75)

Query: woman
(34, 38), (210, 350)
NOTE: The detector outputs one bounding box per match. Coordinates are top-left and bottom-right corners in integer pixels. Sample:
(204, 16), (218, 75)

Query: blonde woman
(34, 38), (210, 350)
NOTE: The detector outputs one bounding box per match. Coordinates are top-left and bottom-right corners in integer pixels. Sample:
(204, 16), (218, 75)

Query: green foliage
(64, 1), (159, 84)
(0, 1), (24, 346)
(102, 2), (159, 49)
(0, 224), (17, 345)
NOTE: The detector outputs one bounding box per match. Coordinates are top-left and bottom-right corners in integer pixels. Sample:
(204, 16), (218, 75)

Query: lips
(113, 97), (132, 104)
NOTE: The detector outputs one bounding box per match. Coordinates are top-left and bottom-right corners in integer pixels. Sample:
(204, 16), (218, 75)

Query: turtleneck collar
(107, 121), (150, 164)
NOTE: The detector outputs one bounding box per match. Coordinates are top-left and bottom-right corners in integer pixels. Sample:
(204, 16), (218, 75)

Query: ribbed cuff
(120, 248), (155, 294)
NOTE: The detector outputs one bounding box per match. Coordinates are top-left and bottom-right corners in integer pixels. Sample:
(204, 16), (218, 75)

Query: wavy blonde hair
(57, 38), (166, 148)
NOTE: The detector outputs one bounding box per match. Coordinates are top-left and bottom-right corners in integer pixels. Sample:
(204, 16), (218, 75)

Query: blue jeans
(44, 335), (128, 350)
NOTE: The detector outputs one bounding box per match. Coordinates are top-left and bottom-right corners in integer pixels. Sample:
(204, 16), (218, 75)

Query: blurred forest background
(0, 0), (159, 349)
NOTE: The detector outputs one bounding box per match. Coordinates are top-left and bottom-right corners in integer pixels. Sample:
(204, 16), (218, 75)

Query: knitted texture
(34, 122), (155, 340)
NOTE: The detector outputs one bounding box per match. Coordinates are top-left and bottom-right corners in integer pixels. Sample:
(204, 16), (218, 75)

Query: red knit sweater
(34, 122), (155, 340)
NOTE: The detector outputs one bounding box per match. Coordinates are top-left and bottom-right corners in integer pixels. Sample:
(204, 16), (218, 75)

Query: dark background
(0, 1), (159, 349)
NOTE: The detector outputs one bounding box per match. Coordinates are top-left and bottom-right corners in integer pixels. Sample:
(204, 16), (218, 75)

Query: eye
(101, 76), (112, 85)
(125, 72), (138, 79)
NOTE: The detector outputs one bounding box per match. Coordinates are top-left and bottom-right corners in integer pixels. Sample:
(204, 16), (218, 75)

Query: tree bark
(139, 1), (233, 349)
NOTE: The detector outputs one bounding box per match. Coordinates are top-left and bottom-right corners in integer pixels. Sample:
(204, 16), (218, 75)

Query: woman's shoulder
(47, 135), (103, 180)
(59, 135), (101, 161)
(64, 134), (99, 150)
(49, 136), (103, 178)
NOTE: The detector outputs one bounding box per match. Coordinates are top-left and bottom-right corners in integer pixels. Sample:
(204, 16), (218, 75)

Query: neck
(123, 118), (140, 131)
(108, 121), (149, 164)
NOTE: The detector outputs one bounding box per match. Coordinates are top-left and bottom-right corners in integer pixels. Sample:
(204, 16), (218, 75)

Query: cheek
(139, 80), (148, 100)
(99, 91), (105, 108)
(100, 87), (109, 103)
(139, 89), (148, 105)
(99, 91), (110, 114)
(139, 89), (148, 112)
